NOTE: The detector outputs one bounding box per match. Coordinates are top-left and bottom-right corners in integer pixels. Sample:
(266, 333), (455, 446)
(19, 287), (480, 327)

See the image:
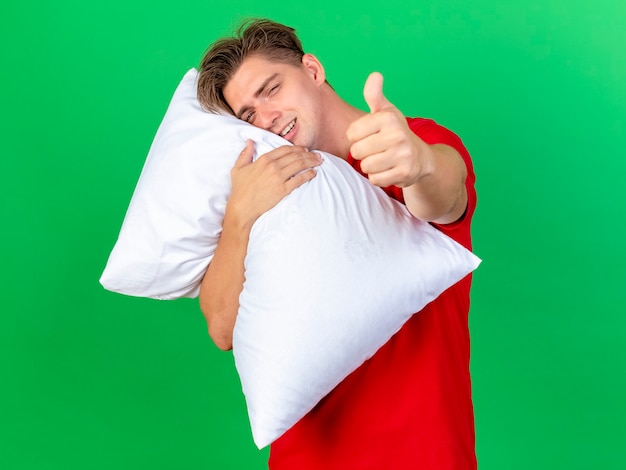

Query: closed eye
(243, 110), (256, 123)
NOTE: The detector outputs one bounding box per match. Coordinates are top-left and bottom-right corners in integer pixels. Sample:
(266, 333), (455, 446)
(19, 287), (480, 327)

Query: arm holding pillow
(347, 73), (467, 225)
(200, 140), (322, 350)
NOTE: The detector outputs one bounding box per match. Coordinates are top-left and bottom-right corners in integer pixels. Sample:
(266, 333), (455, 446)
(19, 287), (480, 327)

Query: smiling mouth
(279, 119), (296, 137)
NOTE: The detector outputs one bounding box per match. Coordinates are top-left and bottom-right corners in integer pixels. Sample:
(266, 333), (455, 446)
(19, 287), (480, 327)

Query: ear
(301, 53), (326, 85)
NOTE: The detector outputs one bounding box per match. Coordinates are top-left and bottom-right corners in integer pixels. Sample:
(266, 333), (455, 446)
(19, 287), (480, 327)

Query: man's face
(223, 55), (326, 150)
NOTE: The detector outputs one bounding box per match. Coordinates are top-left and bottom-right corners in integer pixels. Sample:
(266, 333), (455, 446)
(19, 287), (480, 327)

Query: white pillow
(100, 68), (481, 449)
(100, 69), (289, 299)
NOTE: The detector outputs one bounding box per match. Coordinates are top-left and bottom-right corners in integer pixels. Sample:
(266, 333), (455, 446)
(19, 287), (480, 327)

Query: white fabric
(100, 68), (481, 449)
(100, 68), (289, 299)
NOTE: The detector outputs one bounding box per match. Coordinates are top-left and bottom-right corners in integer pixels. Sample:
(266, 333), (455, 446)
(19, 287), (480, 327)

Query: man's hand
(347, 72), (467, 224)
(347, 72), (433, 188)
(229, 141), (322, 228)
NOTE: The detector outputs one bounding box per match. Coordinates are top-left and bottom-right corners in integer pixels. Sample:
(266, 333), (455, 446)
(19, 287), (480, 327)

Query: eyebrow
(235, 73), (280, 119)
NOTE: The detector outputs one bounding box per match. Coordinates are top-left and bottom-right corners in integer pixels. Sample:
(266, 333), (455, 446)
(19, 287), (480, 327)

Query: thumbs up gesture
(363, 71), (393, 113)
(347, 72), (429, 188)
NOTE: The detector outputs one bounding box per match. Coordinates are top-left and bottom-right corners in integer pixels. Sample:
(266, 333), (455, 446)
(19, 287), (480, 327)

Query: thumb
(363, 72), (392, 113)
(235, 139), (255, 168)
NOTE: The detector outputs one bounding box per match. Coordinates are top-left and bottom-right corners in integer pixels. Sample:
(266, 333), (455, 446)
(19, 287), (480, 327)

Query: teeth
(280, 119), (295, 137)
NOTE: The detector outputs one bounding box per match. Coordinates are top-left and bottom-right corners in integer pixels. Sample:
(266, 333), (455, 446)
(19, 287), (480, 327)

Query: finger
(255, 145), (310, 164)
(235, 139), (255, 168)
(349, 131), (393, 161)
(284, 167), (318, 192)
(357, 151), (394, 177)
(367, 169), (396, 188)
(358, 155), (402, 187)
(363, 72), (392, 113)
(346, 113), (382, 148)
(280, 152), (323, 180)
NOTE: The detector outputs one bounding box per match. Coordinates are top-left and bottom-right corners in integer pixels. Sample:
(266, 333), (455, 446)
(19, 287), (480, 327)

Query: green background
(2, 0), (624, 468)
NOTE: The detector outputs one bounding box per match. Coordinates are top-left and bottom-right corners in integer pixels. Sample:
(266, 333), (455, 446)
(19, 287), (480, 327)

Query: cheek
(301, 95), (321, 120)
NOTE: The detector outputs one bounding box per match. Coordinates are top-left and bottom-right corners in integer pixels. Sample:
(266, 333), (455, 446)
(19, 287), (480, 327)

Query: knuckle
(381, 111), (395, 124)
(266, 158), (281, 170)
(390, 128), (405, 143)
(398, 167), (411, 181)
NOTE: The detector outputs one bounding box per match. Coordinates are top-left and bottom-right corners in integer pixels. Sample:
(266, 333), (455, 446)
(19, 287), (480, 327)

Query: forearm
(199, 210), (253, 351)
(402, 144), (468, 224)
(199, 143), (322, 350)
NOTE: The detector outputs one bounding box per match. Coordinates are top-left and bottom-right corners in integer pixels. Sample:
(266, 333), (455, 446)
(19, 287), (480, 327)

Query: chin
(294, 135), (314, 150)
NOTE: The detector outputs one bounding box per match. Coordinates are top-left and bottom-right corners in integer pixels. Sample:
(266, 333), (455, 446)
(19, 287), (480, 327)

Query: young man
(197, 19), (477, 469)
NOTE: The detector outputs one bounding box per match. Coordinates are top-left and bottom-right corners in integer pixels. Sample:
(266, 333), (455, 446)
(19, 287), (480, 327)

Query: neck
(318, 88), (367, 159)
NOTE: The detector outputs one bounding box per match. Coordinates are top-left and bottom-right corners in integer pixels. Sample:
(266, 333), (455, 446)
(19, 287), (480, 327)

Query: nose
(256, 104), (280, 131)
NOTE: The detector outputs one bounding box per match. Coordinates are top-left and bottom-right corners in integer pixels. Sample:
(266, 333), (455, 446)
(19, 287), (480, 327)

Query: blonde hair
(197, 19), (305, 114)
